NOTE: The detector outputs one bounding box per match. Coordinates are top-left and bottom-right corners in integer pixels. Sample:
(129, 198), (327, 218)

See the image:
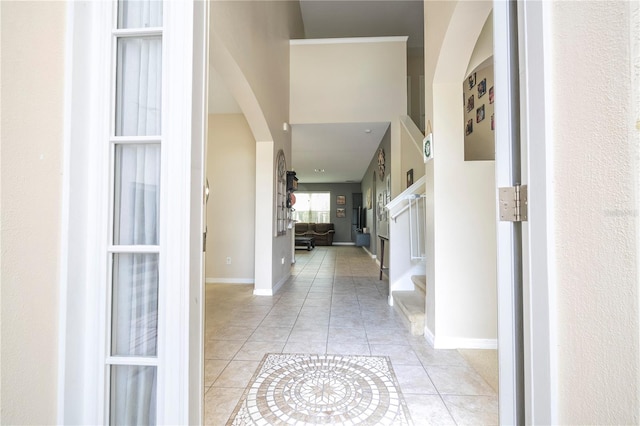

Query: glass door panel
(113, 144), (160, 246)
(110, 365), (157, 425)
(111, 253), (159, 357)
(115, 37), (162, 137)
(117, 0), (162, 29)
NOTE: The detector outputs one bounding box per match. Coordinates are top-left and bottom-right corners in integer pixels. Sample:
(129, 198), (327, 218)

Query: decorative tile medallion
(227, 353), (413, 425)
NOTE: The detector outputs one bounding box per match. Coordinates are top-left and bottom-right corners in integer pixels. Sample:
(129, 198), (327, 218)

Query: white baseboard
(253, 272), (290, 296)
(272, 272), (290, 295)
(423, 327), (497, 349)
(362, 246), (376, 259)
(206, 278), (254, 284)
(425, 327), (435, 347)
(333, 242), (356, 246)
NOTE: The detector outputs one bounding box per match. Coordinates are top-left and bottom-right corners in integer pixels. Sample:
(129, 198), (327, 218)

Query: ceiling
(209, 1), (424, 184)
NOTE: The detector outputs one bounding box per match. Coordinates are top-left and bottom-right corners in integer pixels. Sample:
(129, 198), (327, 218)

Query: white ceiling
(209, 1), (423, 184)
(291, 122), (390, 183)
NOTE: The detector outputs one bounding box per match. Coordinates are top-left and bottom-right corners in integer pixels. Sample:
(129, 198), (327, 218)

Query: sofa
(295, 223), (335, 246)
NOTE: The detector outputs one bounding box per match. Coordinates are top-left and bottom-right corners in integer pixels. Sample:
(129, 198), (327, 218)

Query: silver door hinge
(499, 184), (528, 222)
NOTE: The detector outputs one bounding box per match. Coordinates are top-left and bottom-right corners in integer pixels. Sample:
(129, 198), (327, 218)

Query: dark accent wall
(295, 182), (362, 243)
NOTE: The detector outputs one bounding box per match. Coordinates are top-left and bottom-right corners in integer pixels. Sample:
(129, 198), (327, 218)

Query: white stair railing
(407, 194), (426, 260)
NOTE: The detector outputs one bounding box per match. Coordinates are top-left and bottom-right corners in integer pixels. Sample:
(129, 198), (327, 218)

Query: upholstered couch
(295, 223), (335, 246)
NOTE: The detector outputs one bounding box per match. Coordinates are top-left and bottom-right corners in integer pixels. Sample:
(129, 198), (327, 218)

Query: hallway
(204, 246), (498, 424)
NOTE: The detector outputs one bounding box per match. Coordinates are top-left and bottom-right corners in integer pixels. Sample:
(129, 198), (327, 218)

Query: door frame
(494, 1), (556, 424)
(58, 1), (206, 423)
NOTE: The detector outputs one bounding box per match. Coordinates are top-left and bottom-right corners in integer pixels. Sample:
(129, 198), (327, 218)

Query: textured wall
(1, 1), (65, 423)
(552, 1), (640, 423)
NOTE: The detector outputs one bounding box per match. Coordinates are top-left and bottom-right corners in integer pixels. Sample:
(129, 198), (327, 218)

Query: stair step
(411, 275), (426, 294)
(392, 290), (425, 336)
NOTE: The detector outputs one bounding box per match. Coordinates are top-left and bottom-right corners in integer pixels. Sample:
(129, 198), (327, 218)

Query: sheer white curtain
(111, 1), (162, 423)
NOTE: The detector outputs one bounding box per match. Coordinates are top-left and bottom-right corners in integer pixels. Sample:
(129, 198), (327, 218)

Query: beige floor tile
(233, 341), (285, 361)
(393, 364), (438, 394)
(283, 341), (327, 354)
(427, 365), (496, 396)
(404, 394), (457, 425)
(412, 345), (469, 367)
(327, 327), (368, 344)
(326, 342), (371, 356)
(204, 339), (244, 360)
(247, 326), (292, 342)
(212, 360), (261, 388)
(203, 386), (244, 425)
(370, 344), (422, 365)
(365, 327), (411, 345)
(208, 325), (256, 341)
(204, 359), (229, 387)
(442, 395), (499, 425)
(287, 327), (328, 343)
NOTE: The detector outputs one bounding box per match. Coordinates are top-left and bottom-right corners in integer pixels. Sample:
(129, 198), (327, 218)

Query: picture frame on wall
(336, 208), (346, 218)
(489, 86), (494, 104)
(466, 94), (474, 113)
(491, 113), (495, 130)
(406, 169), (414, 188)
(336, 195), (346, 205)
(468, 72), (476, 89)
(466, 119), (473, 135)
(477, 105), (485, 123)
(478, 78), (487, 97)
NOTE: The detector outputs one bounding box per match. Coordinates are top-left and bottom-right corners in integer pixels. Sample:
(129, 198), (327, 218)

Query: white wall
(423, 1), (497, 347)
(551, 1), (639, 423)
(206, 114), (256, 283)
(290, 37), (407, 197)
(0, 1), (65, 423)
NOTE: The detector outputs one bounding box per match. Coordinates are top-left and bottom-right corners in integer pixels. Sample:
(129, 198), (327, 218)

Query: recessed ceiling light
(365, 129), (371, 133)
(314, 168), (325, 173)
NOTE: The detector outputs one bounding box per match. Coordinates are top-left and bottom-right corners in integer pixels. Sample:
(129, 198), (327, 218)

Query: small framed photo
(406, 169), (414, 188)
(478, 78), (487, 98)
(336, 208), (346, 218)
(466, 94), (475, 113)
(336, 195), (346, 205)
(465, 119), (473, 135)
(489, 86), (494, 104)
(491, 113), (495, 130)
(477, 105), (485, 123)
(468, 72), (476, 89)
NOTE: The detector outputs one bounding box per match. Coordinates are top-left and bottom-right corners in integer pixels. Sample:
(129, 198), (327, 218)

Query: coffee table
(295, 236), (315, 251)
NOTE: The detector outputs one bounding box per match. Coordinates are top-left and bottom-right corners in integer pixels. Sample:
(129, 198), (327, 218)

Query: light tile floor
(204, 246), (498, 425)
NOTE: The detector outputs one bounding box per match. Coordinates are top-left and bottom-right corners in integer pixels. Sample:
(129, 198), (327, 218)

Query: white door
(60, 1), (206, 424)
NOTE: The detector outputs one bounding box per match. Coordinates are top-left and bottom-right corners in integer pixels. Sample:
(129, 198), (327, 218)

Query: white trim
(424, 327), (435, 348)
(332, 242), (355, 246)
(290, 36), (408, 46)
(57, 1), (76, 421)
(493, 2), (523, 425)
(362, 246), (376, 259)
(254, 272), (290, 296)
(113, 27), (163, 38)
(422, 328), (496, 350)
(518, 1), (557, 424)
(433, 337), (498, 350)
(206, 278), (255, 285)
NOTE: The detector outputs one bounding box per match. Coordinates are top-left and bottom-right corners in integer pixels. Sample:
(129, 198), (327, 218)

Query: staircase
(392, 275), (426, 336)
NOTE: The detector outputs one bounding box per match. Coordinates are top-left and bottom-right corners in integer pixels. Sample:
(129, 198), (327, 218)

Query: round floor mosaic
(228, 354), (413, 426)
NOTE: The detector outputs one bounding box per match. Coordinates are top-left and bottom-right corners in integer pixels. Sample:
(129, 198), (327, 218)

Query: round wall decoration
(377, 147), (385, 180)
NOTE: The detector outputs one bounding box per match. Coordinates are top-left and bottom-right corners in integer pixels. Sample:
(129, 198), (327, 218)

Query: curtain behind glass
(111, 2), (162, 422)
(115, 37), (162, 137)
